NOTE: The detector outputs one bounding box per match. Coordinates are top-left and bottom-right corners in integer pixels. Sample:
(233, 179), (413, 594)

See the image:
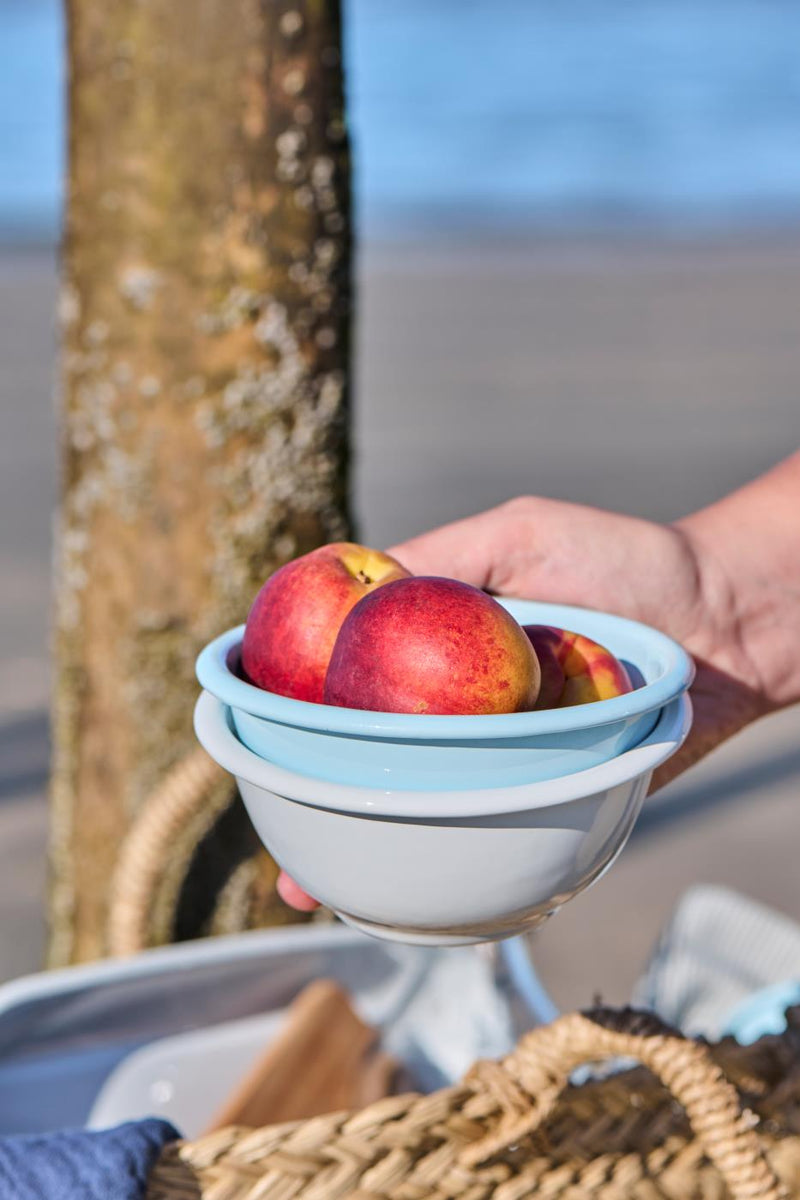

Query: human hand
(281, 447), (800, 911)
(382, 496), (774, 786)
(276, 489), (780, 911)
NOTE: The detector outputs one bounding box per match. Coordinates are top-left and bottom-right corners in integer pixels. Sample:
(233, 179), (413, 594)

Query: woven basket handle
(463, 1007), (783, 1199)
(107, 748), (226, 955)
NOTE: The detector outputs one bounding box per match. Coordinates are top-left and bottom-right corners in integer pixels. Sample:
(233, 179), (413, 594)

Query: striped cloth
(634, 884), (800, 1040)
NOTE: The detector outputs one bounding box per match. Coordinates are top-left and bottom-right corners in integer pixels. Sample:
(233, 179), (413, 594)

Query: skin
(324, 576), (541, 715)
(278, 451), (800, 909)
(241, 543), (409, 702)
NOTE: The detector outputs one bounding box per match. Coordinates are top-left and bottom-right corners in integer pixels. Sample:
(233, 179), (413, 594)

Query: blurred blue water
(0, 0), (63, 237)
(3, 0), (800, 240)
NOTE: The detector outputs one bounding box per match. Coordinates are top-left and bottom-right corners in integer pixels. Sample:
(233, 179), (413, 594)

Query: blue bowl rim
(196, 599), (694, 741)
(194, 690), (693, 816)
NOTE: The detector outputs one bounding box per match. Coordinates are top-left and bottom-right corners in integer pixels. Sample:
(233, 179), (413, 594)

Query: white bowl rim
(194, 690), (692, 818)
(196, 600), (694, 741)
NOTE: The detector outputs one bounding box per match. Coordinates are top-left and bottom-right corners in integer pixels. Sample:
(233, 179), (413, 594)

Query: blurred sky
(3, 0), (800, 239)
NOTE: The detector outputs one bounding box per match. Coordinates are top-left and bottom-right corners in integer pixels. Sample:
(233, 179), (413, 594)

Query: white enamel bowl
(194, 690), (692, 945)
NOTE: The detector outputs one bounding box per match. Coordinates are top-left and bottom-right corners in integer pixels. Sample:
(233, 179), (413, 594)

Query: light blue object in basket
(723, 982), (800, 1045)
(195, 598), (694, 791)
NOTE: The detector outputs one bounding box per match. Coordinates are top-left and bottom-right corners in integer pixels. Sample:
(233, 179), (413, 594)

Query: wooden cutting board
(203, 979), (396, 1131)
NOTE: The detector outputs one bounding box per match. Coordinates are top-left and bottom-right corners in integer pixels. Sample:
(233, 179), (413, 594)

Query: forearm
(676, 450), (800, 714)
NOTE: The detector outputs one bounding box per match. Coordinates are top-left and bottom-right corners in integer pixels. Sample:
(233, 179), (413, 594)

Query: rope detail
(146, 1007), (790, 1200)
(107, 747), (225, 956)
(460, 1009), (783, 1200)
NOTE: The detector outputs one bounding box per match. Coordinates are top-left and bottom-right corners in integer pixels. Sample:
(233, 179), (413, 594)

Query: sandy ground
(1, 237), (799, 1009)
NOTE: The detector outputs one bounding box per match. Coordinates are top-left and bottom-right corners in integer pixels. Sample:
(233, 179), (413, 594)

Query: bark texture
(51, 0), (351, 965)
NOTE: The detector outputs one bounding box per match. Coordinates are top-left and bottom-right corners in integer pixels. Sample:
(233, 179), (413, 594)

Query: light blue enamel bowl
(195, 598), (694, 791)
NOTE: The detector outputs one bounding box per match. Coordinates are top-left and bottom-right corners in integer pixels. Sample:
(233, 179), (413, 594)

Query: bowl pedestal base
(337, 908), (558, 948)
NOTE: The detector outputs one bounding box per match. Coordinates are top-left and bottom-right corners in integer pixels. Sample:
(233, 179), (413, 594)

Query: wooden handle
(204, 979), (396, 1132)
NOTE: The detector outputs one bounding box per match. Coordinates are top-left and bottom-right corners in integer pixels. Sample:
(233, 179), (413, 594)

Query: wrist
(676, 503), (800, 716)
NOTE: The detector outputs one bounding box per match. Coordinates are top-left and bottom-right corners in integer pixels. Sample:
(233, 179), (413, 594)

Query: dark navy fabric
(0, 1119), (179, 1200)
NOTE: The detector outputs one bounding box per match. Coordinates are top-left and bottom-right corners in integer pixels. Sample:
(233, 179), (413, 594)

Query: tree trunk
(50, 0), (351, 965)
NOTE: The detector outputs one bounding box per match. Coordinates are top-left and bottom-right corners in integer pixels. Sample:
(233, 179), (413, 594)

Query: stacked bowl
(195, 599), (694, 945)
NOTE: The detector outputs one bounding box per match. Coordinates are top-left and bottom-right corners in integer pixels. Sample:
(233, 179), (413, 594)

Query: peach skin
(242, 543), (409, 703)
(324, 576), (541, 715)
(524, 624), (633, 707)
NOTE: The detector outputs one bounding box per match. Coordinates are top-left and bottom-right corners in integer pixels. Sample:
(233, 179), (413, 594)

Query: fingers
(276, 870), (320, 912)
(388, 503), (519, 589)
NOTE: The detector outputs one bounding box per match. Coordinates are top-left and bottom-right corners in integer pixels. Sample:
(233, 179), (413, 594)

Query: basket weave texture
(146, 1006), (800, 1199)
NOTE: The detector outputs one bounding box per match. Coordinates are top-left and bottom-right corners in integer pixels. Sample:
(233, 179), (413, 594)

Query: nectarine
(324, 577), (541, 715)
(523, 624), (633, 707)
(242, 543), (409, 702)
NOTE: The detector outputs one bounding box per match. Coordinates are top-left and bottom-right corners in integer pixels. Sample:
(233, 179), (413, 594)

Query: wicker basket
(146, 1005), (800, 1199)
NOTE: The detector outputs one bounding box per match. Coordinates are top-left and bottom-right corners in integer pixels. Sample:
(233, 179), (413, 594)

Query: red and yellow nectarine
(324, 577), (541, 715)
(524, 624), (632, 707)
(242, 543), (409, 702)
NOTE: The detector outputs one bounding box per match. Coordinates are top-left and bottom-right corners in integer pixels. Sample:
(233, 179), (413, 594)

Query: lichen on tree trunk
(50, 0), (352, 965)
